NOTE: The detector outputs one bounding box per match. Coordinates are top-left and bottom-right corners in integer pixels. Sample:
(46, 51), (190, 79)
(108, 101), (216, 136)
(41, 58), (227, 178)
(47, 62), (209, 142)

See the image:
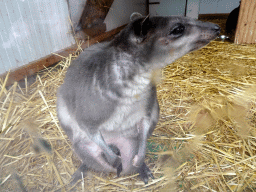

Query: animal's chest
(99, 93), (149, 134)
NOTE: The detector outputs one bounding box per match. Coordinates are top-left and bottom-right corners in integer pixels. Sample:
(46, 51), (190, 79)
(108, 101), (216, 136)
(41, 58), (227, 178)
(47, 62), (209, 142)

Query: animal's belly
(106, 136), (139, 174)
(82, 135), (139, 174)
(99, 101), (146, 133)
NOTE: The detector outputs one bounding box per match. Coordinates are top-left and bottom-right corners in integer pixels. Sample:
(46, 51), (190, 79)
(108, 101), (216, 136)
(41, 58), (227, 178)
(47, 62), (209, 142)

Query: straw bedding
(1, 21), (256, 191)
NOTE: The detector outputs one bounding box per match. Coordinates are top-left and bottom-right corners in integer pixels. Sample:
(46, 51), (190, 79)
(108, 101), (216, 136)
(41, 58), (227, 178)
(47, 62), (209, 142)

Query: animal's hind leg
(133, 97), (159, 168)
(132, 118), (150, 167)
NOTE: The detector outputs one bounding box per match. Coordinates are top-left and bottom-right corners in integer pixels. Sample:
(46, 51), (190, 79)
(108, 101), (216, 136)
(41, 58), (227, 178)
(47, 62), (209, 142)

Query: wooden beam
(198, 13), (229, 20)
(0, 25), (126, 87)
(235, 0), (256, 44)
(79, 0), (114, 37)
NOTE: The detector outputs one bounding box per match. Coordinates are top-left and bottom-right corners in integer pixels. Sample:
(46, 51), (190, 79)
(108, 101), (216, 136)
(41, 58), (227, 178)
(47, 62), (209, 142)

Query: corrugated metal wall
(0, 0), (75, 75)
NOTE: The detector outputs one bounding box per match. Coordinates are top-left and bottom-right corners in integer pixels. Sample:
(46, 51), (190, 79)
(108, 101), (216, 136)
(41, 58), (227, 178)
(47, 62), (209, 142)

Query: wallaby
(57, 13), (220, 184)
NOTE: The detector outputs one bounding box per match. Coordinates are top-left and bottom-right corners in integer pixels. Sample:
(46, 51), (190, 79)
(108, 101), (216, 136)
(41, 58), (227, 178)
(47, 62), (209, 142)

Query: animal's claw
(116, 163), (123, 177)
(137, 162), (154, 184)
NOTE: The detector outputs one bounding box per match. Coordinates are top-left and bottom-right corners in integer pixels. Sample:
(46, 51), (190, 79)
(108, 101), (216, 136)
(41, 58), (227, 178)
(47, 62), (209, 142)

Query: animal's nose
(213, 24), (221, 34)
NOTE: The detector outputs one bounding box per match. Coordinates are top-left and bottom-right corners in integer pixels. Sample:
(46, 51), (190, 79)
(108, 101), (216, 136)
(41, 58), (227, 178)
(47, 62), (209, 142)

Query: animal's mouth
(190, 40), (211, 52)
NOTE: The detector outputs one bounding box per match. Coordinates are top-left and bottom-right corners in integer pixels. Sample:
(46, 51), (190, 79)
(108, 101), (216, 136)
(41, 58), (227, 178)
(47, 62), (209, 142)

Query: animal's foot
(137, 162), (154, 184)
(70, 164), (88, 186)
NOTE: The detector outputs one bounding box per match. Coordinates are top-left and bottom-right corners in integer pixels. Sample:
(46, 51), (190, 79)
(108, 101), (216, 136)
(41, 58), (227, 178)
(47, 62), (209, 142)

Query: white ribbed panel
(0, 0), (75, 75)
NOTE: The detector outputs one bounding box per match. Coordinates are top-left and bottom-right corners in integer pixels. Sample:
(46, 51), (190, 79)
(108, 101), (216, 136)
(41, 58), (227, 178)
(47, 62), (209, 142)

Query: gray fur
(57, 14), (220, 184)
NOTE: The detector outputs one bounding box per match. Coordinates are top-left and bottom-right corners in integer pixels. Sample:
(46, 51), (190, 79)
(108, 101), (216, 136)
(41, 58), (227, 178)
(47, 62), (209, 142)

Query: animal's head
(114, 13), (220, 70)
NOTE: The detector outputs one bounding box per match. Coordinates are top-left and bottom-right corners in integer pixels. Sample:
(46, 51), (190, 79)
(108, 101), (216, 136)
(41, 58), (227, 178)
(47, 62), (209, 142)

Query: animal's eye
(169, 23), (185, 37)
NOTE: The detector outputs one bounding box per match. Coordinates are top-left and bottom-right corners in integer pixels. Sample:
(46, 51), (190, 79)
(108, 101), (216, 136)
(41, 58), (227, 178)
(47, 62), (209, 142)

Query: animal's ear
(133, 15), (151, 43)
(130, 12), (143, 21)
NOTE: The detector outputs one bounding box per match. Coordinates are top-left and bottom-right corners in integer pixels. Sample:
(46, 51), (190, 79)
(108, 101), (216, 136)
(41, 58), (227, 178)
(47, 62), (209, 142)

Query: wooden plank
(239, 0), (250, 43)
(252, 8), (256, 42)
(246, 0), (256, 43)
(198, 13), (229, 20)
(0, 25), (126, 87)
(235, 0), (256, 44)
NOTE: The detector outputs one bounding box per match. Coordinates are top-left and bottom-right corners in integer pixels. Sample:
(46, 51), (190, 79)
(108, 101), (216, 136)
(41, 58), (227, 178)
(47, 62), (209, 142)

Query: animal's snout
(213, 24), (221, 35)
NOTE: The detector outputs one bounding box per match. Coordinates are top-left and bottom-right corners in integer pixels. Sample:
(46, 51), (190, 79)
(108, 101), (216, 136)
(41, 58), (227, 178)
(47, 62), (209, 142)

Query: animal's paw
(138, 162), (154, 184)
(108, 144), (123, 174)
(70, 164), (88, 186)
(112, 155), (122, 168)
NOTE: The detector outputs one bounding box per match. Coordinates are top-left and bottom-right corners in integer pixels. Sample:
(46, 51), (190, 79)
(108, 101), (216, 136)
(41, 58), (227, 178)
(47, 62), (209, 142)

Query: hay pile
(1, 37), (256, 191)
(157, 41), (256, 191)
